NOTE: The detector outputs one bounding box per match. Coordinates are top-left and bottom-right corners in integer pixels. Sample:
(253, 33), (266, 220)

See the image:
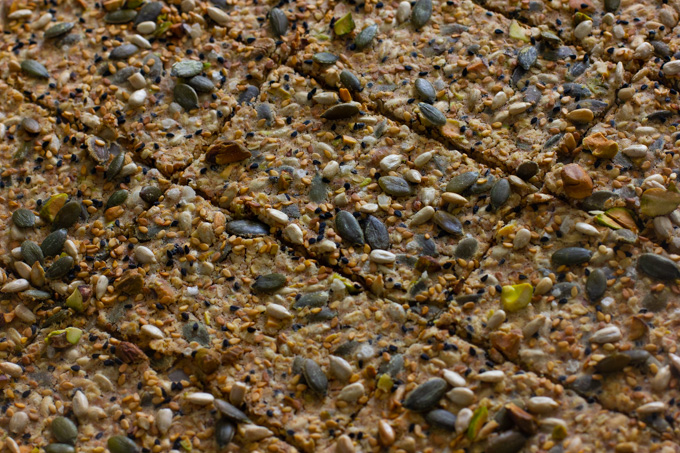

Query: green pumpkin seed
(140, 186), (162, 204)
(312, 52), (339, 64)
(433, 211), (463, 236)
(171, 60), (203, 78)
(109, 43), (139, 60)
(308, 307), (337, 322)
(21, 240), (44, 266)
(586, 268), (607, 301)
(214, 399), (251, 424)
(469, 175), (495, 194)
(594, 353), (630, 374)
(182, 321), (210, 346)
(551, 247), (592, 266)
(455, 237), (478, 260)
(226, 220), (269, 237)
(321, 103), (360, 120)
(45, 22), (74, 39)
(45, 256), (74, 280)
(517, 46), (538, 71)
(379, 354), (404, 377)
(418, 102), (446, 126)
(106, 151), (125, 181)
(411, 0), (432, 29)
(378, 176), (414, 197)
(252, 273), (287, 293)
(354, 24), (378, 50)
(41, 229), (67, 257)
(51, 416), (78, 444)
(403, 378), (447, 412)
(605, 0), (620, 11)
(490, 178), (511, 209)
(582, 191), (618, 211)
(364, 215), (389, 250)
(487, 430), (527, 453)
(188, 75), (215, 93)
(340, 69), (362, 92)
(21, 59), (49, 79)
(446, 171), (479, 194)
(45, 444), (75, 453)
(174, 83), (199, 111)
(134, 2), (163, 25)
(335, 211), (364, 245)
(52, 201), (81, 231)
(334, 13), (355, 36)
(270, 8), (288, 37)
(13, 208), (35, 228)
(105, 9), (137, 24)
(215, 418), (236, 448)
(106, 190), (129, 209)
(302, 359), (328, 396)
(638, 253), (680, 281)
(107, 435), (140, 453)
(426, 409), (457, 431)
(293, 291), (329, 309)
(516, 161), (539, 180)
(415, 78), (436, 104)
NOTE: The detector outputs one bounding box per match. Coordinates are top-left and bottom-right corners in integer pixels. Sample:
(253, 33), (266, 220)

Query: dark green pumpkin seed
(45, 256), (74, 280)
(517, 46), (538, 71)
(226, 220), (269, 237)
(51, 416), (78, 444)
(13, 208), (35, 228)
(469, 175), (495, 194)
(21, 240), (44, 266)
(41, 229), (67, 257)
(425, 409), (457, 431)
(340, 70), (362, 92)
(106, 190), (129, 209)
(487, 430), (527, 453)
(171, 60), (203, 78)
(364, 215), (389, 250)
(45, 22), (74, 39)
(109, 44), (139, 60)
(433, 211), (463, 236)
(134, 2), (163, 25)
(142, 53), (163, 80)
(214, 399), (251, 424)
(188, 75), (215, 93)
(21, 59), (49, 79)
(312, 52), (339, 64)
(586, 268), (607, 301)
(252, 273), (287, 293)
(107, 435), (140, 453)
(418, 102), (446, 126)
(414, 78), (436, 104)
(516, 161), (539, 180)
(378, 176), (414, 197)
(446, 171), (478, 193)
(638, 253), (680, 281)
(455, 237), (478, 260)
(45, 444), (76, 453)
(270, 8), (288, 37)
(335, 211), (364, 245)
(321, 103), (360, 120)
(308, 307), (337, 322)
(490, 178), (511, 209)
(354, 24), (378, 50)
(140, 186), (162, 204)
(604, 0), (620, 11)
(403, 378), (447, 412)
(411, 0), (432, 28)
(551, 247), (593, 266)
(256, 103), (273, 123)
(52, 201), (81, 231)
(215, 419), (236, 448)
(379, 354), (404, 377)
(302, 359), (328, 396)
(238, 85), (260, 105)
(174, 83), (199, 111)
(104, 9), (137, 24)
(594, 353), (630, 374)
(293, 291), (329, 309)
(106, 151), (125, 182)
(182, 321), (210, 346)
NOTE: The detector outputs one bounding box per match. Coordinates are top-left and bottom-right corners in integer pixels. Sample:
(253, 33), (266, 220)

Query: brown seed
(561, 164), (593, 199)
(205, 140), (251, 165)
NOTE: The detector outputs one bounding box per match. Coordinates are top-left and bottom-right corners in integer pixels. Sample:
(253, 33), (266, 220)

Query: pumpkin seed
(188, 75), (215, 93)
(605, 0), (620, 11)
(414, 78), (436, 104)
(308, 307), (337, 322)
(214, 399), (251, 424)
(41, 229), (67, 257)
(487, 430), (527, 453)
(517, 46), (538, 70)
(45, 22), (74, 39)
(638, 253), (680, 281)
(335, 211), (364, 245)
(312, 52), (339, 64)
(585, 268), (606, 301)
(378, 176), (414, 197)
(171, 60), (203, 78)
(446, 171), (478, 193)
(174, 83), (199, 111)
(582, 190), (618, 211)
(364, 215), (389, 250)
(45, 444), (75, 453)
(433, 211), (463, 236)
(321, 103), (360, 120)
(551, 247), (592, 266)
(182, 321), (210, 346)
(87, 136), (110, 163)
(411, 0), (432, 28)
(21, 240), (43, 266)
(215, 419), (236, 448)
(142, 53), (163, 80)
(12, 208), (35, 228)
(270, 8), (288, 37)
(455, 237), (478, 260)
(134, 1), (162, 25)
(379, 354), (404, 377)
(594, 353), (630, 373)
(21, 59), (49, 79)
(302, 359), (328, 395)
(310, 174), (328, 202)
(426, 409), (457, 431)
(107, 435), (140, 453)
(106, 190), (129, 209)
(109, 43), (139, 60)
(340, 70), (362, 92)
(354, 24), (378, 50)
(51, 416), (78, 444)
(293, 291), (329, 309)
(256, 103), (273, 123)
(226, 220), (269, 237)
(105, 151), (125, 182)
(238, 85), (260, 104)
(252, 273), (287, 293)
(45, 256), (74, 280)
(490, 178), (511, 209)
(516, 161), (539, 180)
(469, 175), (495, 194)
(334, 13), (355, 36)
(403, 378), (447, 412)
(140, 186), (162, 204)
(418, 102), (446, 126)
(104, 9), (137, 24)
(52, 201), (81, 231)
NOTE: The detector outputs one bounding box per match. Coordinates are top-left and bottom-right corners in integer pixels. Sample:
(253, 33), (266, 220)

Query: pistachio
(640, 188), (680, 217)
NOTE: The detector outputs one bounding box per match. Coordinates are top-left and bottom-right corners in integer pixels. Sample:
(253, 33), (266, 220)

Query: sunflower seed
(638, 253), (680, 280)
(0, 362), (22, 377)
(527, 396), (559, 413)
(21, 117), (40, 134)
(442, 370), (466, 387)
(364, 215), (389, 250)
(226, 220), (269, 237)
(156, 409), (172, 434)
(302, 359), (328, 395)
(418, 102), (446, 126)
(216, 419), (236, 447)
(21, 241), (43, 266)
(652, 365), (671, 392)
(354, 24), (378, 50)
(551, 247), (592, 266)
(329, 355), (353, 381)
(518, 46), (538, 70)
(321, 103), (360, 120)
(585, 268), (606, 301)
(411, 0), (432, 28)
(594, 353), (630, 373)
(335, 211), (364, 245)
(45, 22), (74, 39)
(21, 59), (49, 78)
(41, 229), (67, 257)
(134, 2), (162, 25)
(270, 8), (288, 37)
(1, 279), (29, 293)
(370, 250), (396, 264)
(378, 176), (414, 197)
(12, 209), (35, 228)
(252, 273), (286, 293)
(188, 75), (215, 93)
(110, 44), (139, 60)
(174, 83), (199, 111)
(490, 178), (511, 209)
(414, 78), (436, 104)
(477, 370), (504, 382)
(590, 325), (621, 343)
(433, 211), (463, 235)
(51, 417), (78, 444)
(171, 60), (203, 78)
(107, 435), (139, 453)
(207, 6), (229, 25)
(312, 52), (339, 64)
(87, 137), (111, 163)
(340, 70), (362, 92)
(45, 256), (73, 280)
(52, 201), (81, 231)
(214, 399), (251, 424)
(403, 378), (447, 412)
(487, 431), (527, 453)
(106, 190), (128, 209)
(337, 382), (364, 402)
(425, 409), (456, 431)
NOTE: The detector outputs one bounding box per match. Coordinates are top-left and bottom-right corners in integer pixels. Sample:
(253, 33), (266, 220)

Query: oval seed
(188, 75), (215, 93)
(516, 161), (539, 180)
(174, 83), (199, 111)
(414, 78), (436, 104)
(140, 186), (162, 204)
(215, 418), (236, 448)
(52, 201), (81, 231)
(171, 60), (203, 78)
(517, 46), (538, 70)
(321, 103), (360, 120)
(12, 208), (35, 228)
(214, 399), (251, 424)
(487, 430), (527, 453)
(252, 273), (286, 293)
(378, 176), (414, 197)
(340, 70), (362, 92)
(109, 44), (139, 60)
(226, 220), (269, 237)
(270, 8), (288, 37)
(364, 215), (390, 250)
(45, 22), (74, 39)
(45, 445), (76, 453)
(354, 24), (378, 50)
(446, 172), (479, 194)
(45, 256), (74, 280)
(106, 190), (129, 209)
(426, 409), (457, 431)
(403, 378), (448, 412)
(105, 9), (137, 23)
(21, 240), (43, 266)
(455, 237), (478, 260)
(638, 253), (680, 281)
(418, 102), (446, 126)
(551, 247), (592, 266)
(490, 178), (511, 209)
(594, 353), (630, 373)
(411, 0), (432, 28)
(134, 2), (163, 25)
(336, 211), (364, 245)
(586, 268), (607, 301)
(605, 0), (620, 11)
(433, 211), (463, 236)
(51, 416), (78, 444)
(41, 229), (67, 257)
(21, 59), (49, 79)
(312, 52), (339, 64)
(302, 359), (328, 396)
(107, 435), (140, 453)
